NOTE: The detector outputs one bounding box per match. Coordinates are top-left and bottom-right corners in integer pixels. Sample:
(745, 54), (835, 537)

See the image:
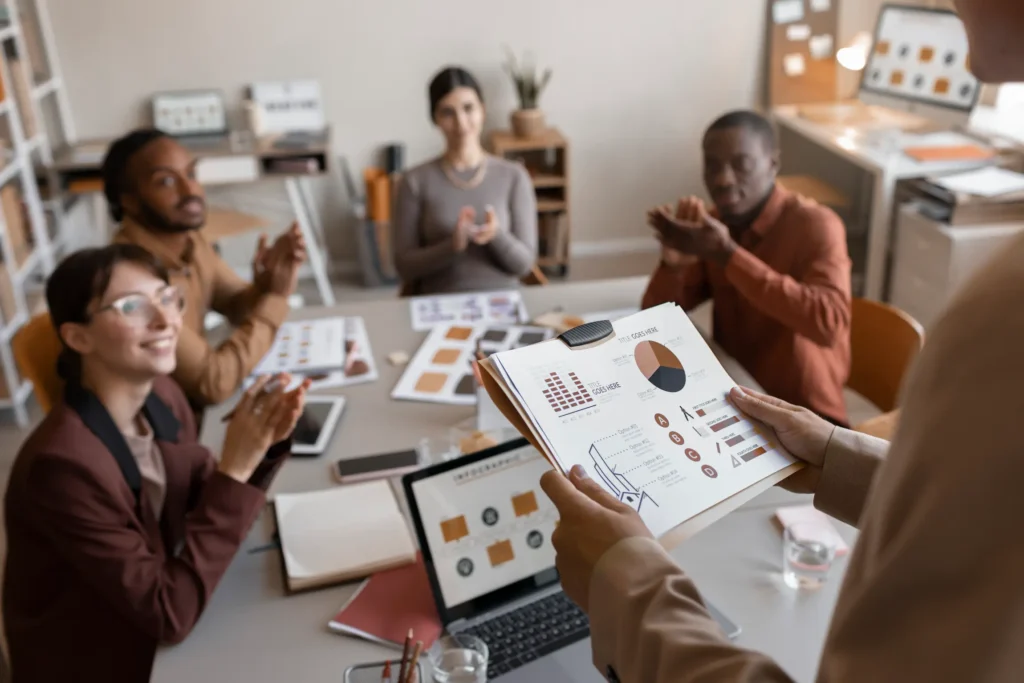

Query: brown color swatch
(432, 348), (462, 365)
(454, 374), (476, 396)
(919, 46), (935, 63)
(440, 516), (469, 543)
(891, 71), (905, 86)
(876, 41), (890, 56)
(512, 491), (539, 518)
(415, 372), (448, 393)
(934, 78), (950, 95)
(345, 360), (369, 377)
(445, 326), (474, 341)
(487, 539), (515, 567)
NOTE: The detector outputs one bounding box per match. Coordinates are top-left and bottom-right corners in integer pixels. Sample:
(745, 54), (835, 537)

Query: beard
(134, 198), (205, 234)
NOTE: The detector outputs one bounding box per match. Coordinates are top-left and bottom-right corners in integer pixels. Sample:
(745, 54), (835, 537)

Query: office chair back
(12, 313), (64, 414)
(848, 298), (925, 413)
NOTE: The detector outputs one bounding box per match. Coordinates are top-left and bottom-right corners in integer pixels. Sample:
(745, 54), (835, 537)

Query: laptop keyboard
(458, 592), (590, 680)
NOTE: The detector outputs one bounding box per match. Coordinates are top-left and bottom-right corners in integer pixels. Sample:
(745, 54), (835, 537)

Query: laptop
(403, 439), (739, 681)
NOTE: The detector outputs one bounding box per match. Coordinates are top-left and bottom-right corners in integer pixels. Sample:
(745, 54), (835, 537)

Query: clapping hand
(471, 206), (500, 246)
(254, 223), (308, 296)
(648, 196), (736, 266)
(218, 374), (312, 483)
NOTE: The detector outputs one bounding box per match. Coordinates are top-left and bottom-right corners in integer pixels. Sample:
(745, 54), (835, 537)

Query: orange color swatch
(934, 78), (951, 95)
(487, 539), (515, 567)
(903, 145), (995, 163)
(512, 491), (539, 518)
(440, 516), (469, 543)
(890, 71), (905, 86)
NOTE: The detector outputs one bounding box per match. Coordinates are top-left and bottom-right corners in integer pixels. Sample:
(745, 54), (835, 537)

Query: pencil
(404, 641), (424, 683)
(396, 628), (413, 683)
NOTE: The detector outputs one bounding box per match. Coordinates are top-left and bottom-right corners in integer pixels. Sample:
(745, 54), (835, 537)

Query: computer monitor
(859, 4), (980, 128)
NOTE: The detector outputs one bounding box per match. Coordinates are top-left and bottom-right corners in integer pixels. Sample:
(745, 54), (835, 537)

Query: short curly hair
(101, 129), (169, 222)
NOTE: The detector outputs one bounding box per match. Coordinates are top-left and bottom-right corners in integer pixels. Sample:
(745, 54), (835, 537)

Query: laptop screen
(404, 440), (560, 624)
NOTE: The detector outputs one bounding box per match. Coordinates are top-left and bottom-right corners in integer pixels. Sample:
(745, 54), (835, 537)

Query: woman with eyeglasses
(2, 244), (309, 683)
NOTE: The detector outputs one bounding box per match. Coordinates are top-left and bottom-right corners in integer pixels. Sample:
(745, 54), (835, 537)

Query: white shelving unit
(0, 0), (75, 426)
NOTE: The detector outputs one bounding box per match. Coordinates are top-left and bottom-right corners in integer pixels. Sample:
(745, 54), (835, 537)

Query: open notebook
(274, 481), (417, 593)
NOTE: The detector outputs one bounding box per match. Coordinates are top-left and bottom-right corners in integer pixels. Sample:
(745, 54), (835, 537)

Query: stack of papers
(409, 290), (528, 331)
(479, 303), (799, 546)
(932, 167), (1024, 198)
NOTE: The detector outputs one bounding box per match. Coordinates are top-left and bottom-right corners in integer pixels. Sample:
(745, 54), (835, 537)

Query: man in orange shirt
(643, 111), (851, 425)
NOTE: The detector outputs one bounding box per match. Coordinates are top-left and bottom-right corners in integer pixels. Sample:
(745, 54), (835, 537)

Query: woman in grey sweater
(393, 67), (538, 296)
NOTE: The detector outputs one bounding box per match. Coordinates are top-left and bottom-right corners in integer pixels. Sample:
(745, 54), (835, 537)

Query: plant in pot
(503, 47), (552, 139)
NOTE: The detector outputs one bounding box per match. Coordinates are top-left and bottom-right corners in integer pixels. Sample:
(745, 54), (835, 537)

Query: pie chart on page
(635, 341), (686, 393)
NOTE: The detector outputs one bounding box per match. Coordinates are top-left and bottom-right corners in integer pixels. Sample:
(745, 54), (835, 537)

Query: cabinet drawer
(890, 269), (947, 330)
(894, 215), (953, 285)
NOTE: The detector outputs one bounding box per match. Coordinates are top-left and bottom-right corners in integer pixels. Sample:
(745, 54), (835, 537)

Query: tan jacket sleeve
(173, 294), (289, 407)
(208, 251), (273, 327)
(589, 537), (795, 683)
(814, 428), (889, 527)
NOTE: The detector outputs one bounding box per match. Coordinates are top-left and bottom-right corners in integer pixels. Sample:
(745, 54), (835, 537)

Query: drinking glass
(430, 633), (488, 683)
(783, 522), (837, 590)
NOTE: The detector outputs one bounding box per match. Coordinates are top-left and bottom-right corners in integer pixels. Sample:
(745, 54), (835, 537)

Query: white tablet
(291, 396), (346, 456)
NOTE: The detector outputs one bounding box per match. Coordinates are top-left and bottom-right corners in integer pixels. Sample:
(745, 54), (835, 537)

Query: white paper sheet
(809, 0), (831, 11)
(809, 34), (834, 60)
(933, 167), (1024, 198)
(787, 24), (811, 41)
(490, 303), (796, 539)
(409, 291), (528, 332)
(773, 0), (805, 25)
(784, 53), (807, 77)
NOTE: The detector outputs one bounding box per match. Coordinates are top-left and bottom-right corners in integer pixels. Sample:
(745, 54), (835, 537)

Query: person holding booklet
(541, 3), (1024, 676)
(3, 245), (310, 683)
(104, 129), (308, 409)
(642, 111), (852, 426)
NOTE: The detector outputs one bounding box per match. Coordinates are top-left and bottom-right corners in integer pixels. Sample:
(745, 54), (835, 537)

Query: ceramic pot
(511, 109), (546, 138)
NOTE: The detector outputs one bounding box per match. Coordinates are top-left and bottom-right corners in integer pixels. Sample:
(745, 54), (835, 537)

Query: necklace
(441, 155), (488, 190)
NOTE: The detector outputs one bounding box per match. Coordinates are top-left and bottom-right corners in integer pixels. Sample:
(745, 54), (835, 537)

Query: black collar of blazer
(64, 380), (181, 504)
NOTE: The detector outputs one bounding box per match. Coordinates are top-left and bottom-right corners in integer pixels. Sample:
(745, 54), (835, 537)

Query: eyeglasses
(96, 286), (186, 325)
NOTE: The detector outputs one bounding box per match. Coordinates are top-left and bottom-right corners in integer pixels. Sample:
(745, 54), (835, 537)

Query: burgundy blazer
(3, 376), (288, 683)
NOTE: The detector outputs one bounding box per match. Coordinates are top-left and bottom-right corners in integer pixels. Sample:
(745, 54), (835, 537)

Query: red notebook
(327, 553), (443, 649)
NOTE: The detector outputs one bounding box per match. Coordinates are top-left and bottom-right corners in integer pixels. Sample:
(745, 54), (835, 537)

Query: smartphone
(333, 449), (421, 484)
(705, 600), (742, 640)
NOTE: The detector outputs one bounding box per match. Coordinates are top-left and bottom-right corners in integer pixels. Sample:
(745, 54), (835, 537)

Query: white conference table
(153, 277), (856, 683)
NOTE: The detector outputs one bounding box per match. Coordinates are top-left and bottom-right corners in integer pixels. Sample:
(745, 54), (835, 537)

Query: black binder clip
(557, 320), (614, 348)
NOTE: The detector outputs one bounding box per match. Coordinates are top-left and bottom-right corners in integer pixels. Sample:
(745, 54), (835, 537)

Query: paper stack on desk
(478, 303), (800, 547)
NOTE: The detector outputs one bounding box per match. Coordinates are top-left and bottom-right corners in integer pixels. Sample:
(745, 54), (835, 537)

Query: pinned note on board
(787, 24), (812, 41)
(783, 53), (807, 77)
(809, 34), (834, 60)
(772, 0), (805, 25)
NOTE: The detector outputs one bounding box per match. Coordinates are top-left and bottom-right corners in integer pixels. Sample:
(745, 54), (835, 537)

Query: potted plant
(503, 47), (552, 139)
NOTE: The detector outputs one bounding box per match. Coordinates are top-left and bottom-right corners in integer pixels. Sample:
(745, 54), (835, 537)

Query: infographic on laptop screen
(412, 446), (557, 609)
(490, 303), (796, 538)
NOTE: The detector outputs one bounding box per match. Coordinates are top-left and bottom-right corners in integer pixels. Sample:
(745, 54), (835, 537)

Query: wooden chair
(398, 264), (549, 298)
(848, 298), (925, 415)
(12, 313), (64, 414)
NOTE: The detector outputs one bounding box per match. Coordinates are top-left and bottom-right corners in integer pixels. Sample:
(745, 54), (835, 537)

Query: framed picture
(152, 90), (228, 137)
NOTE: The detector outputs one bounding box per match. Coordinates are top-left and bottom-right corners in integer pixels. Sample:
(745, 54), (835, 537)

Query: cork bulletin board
(764, 0), (840, 107)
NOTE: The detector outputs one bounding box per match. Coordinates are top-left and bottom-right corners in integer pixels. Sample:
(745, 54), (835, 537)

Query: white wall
(48, 0), (769, 264)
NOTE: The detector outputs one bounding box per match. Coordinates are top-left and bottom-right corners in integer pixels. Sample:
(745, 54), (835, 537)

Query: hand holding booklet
(478, 303), (800, 547)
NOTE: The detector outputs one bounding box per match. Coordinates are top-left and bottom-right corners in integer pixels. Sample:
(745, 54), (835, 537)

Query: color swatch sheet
(253, 317), (346, 376)
(409, 290), (527, 332)
(411, 445), (557, 609)
(489, 303), (796, 538)
(247, 316), (378, 391)
(392, 323), (553, 406)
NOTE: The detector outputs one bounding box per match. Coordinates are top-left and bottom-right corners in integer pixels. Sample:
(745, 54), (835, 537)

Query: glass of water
(783, 522), (838, 590)
(430, 633), (488, 683)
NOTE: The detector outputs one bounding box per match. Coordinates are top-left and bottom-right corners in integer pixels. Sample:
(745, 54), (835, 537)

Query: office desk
(773, 107), (997, 301)
(49, 132), (336, 306)
(154, 278), (855, 683)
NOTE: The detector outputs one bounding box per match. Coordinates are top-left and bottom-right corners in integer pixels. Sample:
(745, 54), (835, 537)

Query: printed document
(486, 303), (797, 538)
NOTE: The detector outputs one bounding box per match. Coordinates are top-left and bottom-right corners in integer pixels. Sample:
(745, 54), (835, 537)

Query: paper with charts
(409, 291), (527, 332)
(486, 303), (797, 538)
